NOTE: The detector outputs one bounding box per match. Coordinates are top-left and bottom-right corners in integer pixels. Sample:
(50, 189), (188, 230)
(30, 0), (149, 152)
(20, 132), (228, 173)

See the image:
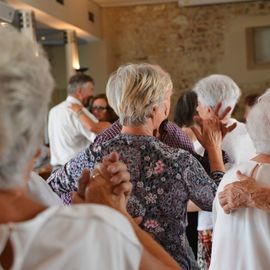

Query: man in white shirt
(48, 74), (98, 167)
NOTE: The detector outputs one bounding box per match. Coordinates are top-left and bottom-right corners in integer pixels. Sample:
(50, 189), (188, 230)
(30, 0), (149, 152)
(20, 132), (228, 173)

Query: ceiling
(36, 21), (86, 46)
(4, 0), (260, 45)
(93, 0), (257, 7)
(26, 0), (261, 46)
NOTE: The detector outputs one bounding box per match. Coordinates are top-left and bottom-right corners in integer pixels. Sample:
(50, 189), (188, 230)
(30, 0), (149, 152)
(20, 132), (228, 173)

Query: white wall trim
(178, 0), (255, 7)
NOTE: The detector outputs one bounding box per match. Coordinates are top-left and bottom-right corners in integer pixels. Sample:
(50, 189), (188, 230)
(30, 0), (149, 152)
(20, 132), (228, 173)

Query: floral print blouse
(89, 134), (223, 270)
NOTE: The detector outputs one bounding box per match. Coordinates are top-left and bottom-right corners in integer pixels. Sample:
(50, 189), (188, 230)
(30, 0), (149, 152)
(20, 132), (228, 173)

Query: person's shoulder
(28, 172), (62, 206)
(165, 120), (179, 129)
(164, 121), (185, 134)
(228, 118), (248, 134)
(218, 161), (255, 192)
(23, 205), (141, 270)
(52, 204), (140, 244)
(93, 120), (121, 145)
(49, 100), (66, 114)
(162, 120), (194, 149)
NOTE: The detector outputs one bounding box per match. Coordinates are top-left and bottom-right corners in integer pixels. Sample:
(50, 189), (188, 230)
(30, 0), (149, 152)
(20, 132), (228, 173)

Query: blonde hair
(106, 63), (173, 126)
(0, 26), (54, 189)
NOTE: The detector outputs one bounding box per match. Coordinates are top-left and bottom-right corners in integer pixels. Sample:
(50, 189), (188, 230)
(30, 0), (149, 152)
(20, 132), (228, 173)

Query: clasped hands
(71, 152), (131, 214)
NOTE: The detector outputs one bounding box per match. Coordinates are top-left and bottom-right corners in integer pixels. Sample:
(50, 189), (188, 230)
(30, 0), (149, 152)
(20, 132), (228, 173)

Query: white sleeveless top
(0, 204), (142, 270)
(196, 120), (256, 231)
(210, 161), (270, 270)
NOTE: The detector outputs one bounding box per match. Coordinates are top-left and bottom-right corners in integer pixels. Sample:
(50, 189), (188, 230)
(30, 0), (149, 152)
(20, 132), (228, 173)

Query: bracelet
(76, 109), (84, 117)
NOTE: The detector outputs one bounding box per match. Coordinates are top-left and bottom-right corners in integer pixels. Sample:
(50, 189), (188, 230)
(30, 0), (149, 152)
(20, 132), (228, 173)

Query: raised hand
(214, 102), (237, 139)
(191, 115), (222, 151)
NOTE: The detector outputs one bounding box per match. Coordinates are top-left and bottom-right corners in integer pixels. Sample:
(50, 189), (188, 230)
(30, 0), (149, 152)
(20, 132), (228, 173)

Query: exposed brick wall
(102, 1), (270, 120)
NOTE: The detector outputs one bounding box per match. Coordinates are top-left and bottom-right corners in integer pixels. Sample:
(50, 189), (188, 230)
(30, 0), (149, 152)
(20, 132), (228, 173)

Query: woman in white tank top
(210, 91), (270, 270)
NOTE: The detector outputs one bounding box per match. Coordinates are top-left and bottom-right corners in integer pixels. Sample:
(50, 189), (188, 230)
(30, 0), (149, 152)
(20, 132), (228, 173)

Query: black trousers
(186, 212), (198, 259)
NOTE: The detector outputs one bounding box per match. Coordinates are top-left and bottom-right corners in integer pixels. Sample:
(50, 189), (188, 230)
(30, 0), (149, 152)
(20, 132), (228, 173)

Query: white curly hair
(0, 26), (54, 189)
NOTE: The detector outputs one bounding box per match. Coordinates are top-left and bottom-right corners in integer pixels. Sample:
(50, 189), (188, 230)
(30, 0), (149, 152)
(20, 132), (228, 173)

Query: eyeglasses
(92, 106), (107, 111)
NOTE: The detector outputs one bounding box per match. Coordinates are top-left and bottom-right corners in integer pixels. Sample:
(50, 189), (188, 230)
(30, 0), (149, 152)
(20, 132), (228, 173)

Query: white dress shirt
(0, 204), (142, 270)
(48, 96), (97, 166)
(210, 161), (270, 270)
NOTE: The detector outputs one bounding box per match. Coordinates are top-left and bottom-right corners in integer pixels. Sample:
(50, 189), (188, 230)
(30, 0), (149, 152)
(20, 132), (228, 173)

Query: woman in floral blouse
(89, 63), (226, 270)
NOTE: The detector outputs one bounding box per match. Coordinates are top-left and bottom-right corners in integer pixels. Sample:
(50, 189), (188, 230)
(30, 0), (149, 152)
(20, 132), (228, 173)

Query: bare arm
(187, 200), (201, 212)
(192, 116), (225, 173)
(69, 103), (110, 134)
(250, 186), (270, 212)
(78, 111), (111, 133)
(219, 171), (270, 213)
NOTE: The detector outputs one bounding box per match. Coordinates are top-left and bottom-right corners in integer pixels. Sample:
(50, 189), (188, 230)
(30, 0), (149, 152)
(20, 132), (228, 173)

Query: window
(246, 25), (270, 69)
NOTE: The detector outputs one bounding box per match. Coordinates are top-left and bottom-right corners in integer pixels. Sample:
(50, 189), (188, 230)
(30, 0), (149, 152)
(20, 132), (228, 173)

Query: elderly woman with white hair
(193, 74), (256, 166)
(86, 63), (228, 269)
(0, 27), (189, 270)
(210, 91), (270, 270)
(192, 75), (257, 269)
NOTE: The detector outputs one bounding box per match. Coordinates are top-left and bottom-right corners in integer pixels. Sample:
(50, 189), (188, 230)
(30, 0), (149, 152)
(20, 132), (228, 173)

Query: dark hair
(68, 73), (94, 86)
(244, 93), (259, 107)
(174, 91), (198, 128)
(89, 93), (118, 123)
(90, 93), (108, 106)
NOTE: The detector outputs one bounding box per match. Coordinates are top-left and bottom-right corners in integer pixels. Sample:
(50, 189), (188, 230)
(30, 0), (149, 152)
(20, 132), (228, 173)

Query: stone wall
(102, 1), (270, 119)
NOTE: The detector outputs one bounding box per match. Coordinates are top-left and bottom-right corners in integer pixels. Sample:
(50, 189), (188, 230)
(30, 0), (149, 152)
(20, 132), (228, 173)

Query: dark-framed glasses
(92, 106), (107, 111)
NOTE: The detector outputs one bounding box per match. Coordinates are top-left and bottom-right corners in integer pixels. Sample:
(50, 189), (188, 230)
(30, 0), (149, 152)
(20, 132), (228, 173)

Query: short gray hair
(67, 73), (94, 95)
(106, 63), (173, 126)
(0, 26), (54, 189)
(247, 91), (270, 154)
(193, 74), (241, 114)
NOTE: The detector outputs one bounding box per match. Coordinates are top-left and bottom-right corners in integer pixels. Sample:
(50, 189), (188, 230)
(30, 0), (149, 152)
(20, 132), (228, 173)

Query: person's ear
(149, 106), (157, 119)
(34, 148), (41, 159)
(207, 106), (215, 117)
(75, 87), (82, 99)
(164, 103), (169, 117)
